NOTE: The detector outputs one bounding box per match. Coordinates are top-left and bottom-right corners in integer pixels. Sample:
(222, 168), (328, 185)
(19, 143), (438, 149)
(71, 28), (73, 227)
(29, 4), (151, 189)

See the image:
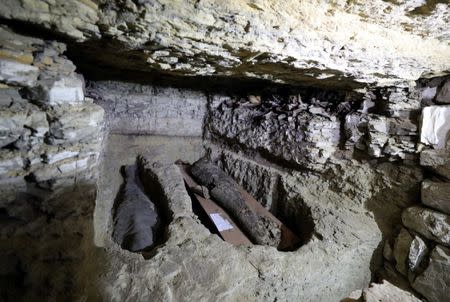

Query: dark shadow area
(67, 41), (364, 93)
(274, 180), (316, 246)
(0, 177), (98, 302)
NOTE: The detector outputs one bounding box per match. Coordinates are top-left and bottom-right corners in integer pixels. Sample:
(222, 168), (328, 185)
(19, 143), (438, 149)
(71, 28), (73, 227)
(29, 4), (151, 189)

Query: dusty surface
(1, 12), (448, 300)
(83, 134), (424, 302)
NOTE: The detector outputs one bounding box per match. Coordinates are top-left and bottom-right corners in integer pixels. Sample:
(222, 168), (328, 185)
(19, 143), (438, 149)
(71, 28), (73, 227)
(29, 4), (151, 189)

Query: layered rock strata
(1, 0), (449, 87)
(87, 81), (207, 136)
(207, 87), (426, 169)
(0, 26), (104, 301)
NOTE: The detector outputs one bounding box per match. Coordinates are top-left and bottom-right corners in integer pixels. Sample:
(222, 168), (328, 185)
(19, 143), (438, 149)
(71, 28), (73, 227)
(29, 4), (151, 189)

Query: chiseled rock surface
(92, 139), (423, 302)
(420, 105), (450, 149)
(412, 245), (450, 302)
(402, 206), (450, 246)
(217, 150), (278, 211)
(362, 280), (421, 302)
(208, 94), (341, 168)
(87, 81), (207, 136)
(91, 153), (380, 302)
(420, 149), (450, 179)
(421, 180), (450, 215)
(1, 1), (449, 87)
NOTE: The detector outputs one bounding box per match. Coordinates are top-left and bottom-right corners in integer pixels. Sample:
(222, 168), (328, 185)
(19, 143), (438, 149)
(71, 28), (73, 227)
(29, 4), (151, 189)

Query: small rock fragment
(408, 235), (428, 273)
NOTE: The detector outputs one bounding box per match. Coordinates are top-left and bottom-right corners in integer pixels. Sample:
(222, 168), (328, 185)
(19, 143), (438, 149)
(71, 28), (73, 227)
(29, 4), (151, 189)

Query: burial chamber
(1, 1), (450, 301)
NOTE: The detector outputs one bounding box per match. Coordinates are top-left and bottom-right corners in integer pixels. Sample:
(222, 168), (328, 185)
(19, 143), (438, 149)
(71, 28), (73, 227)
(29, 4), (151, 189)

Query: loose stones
(402, 207), (450, 247)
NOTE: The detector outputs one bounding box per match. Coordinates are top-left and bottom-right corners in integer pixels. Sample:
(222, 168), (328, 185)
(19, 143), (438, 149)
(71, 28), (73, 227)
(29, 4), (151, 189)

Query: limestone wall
(206, 85), (431, 169)
(87, 81), (207, 137)
(381, 86), (450, 302)
(0, 25), (105, 300)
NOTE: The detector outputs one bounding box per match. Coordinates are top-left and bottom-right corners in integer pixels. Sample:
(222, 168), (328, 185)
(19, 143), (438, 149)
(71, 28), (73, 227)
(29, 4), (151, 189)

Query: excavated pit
(83, 77), (426, 301)
(180, 158), (313, 251)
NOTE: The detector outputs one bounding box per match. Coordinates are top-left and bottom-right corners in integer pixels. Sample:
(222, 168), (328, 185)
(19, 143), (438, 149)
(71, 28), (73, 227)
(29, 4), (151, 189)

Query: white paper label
(210, 213), (234, 232)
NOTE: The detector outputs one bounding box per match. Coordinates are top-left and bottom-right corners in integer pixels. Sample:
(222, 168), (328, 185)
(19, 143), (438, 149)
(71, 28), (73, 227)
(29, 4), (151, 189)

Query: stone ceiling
(1, 0), (449, 88)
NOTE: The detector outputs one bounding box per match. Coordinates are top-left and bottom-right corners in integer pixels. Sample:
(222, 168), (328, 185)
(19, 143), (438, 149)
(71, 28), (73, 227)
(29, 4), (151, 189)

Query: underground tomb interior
(1, 7), (450, 301)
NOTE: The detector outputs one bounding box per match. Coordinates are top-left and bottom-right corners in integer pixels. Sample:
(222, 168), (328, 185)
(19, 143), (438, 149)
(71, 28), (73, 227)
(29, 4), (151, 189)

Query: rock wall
(0, 25), (105, 300)
(206, 81), (448, 169)
(1, 0), (449, 87)
(87, 81), (207, 136)
(0, 6), (450, 300)
(381, 87), (450, 302)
